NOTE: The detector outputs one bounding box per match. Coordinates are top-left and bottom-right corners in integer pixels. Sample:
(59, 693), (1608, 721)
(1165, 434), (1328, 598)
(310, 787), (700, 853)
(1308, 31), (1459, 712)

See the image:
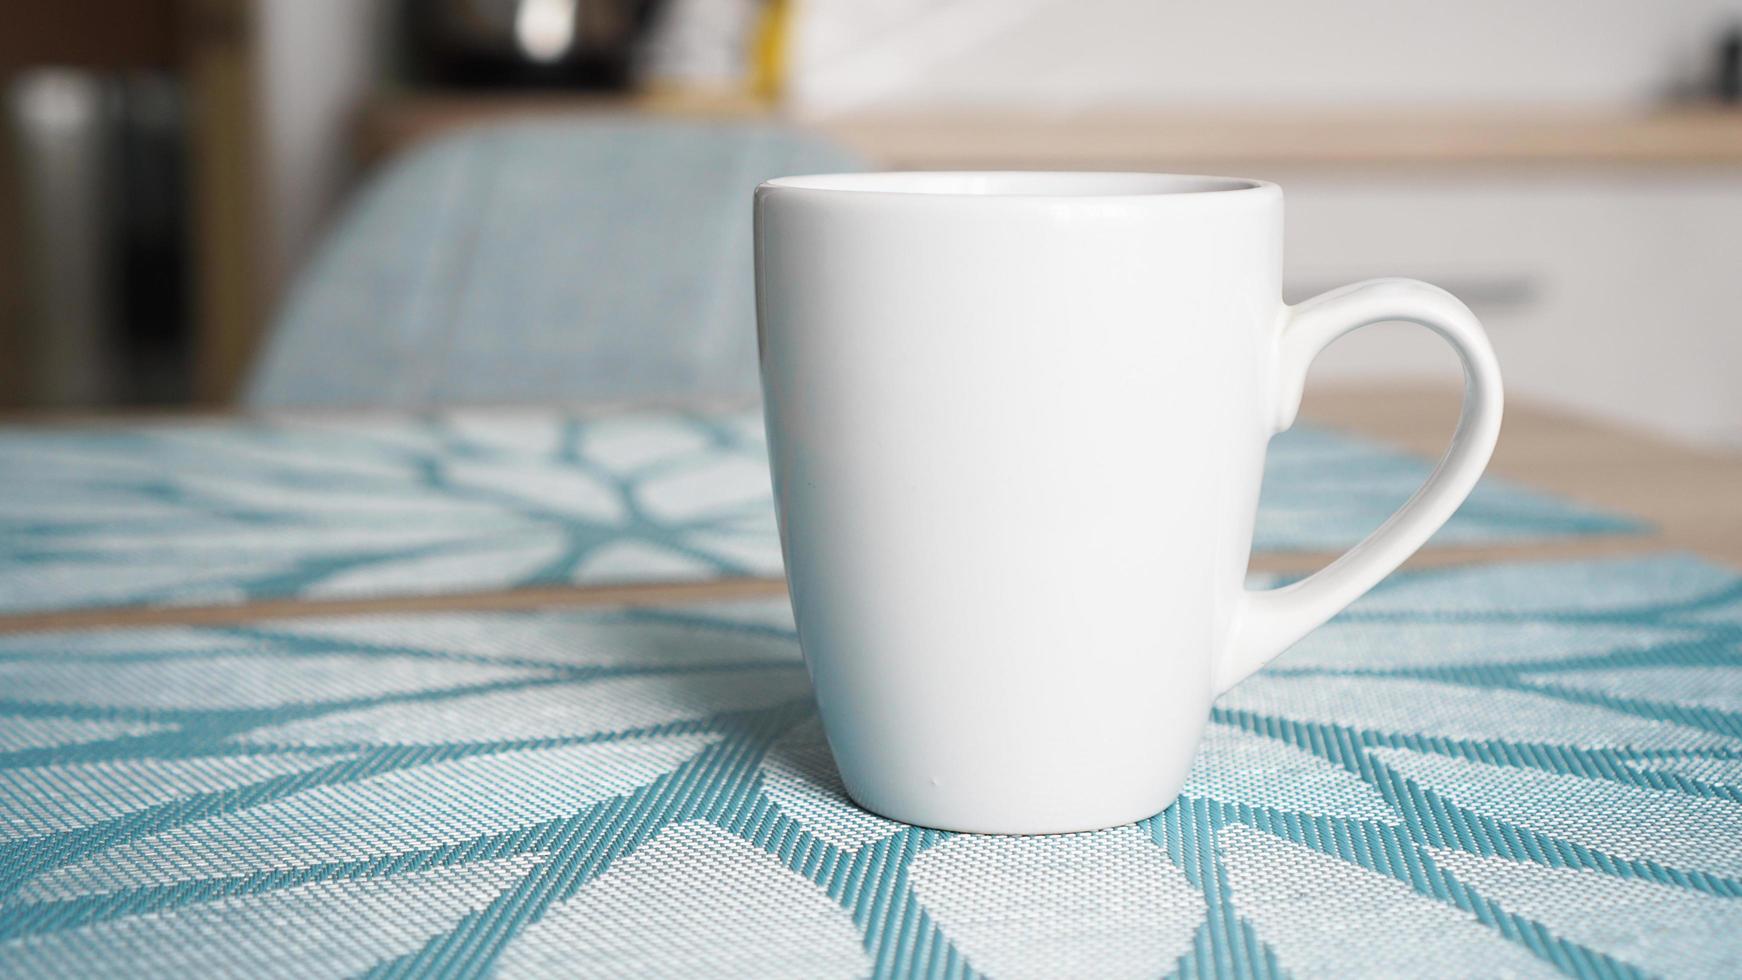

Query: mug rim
(758, 170), (1275, 200)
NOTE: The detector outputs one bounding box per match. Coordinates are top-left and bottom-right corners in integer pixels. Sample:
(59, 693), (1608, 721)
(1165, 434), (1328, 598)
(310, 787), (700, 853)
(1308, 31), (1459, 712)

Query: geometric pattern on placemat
(1, 552), (1735, 977)
(0, 408), (1641, 614)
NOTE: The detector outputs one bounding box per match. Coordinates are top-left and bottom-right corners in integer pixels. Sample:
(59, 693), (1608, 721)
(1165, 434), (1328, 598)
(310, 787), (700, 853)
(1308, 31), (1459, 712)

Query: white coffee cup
(754, 172), (1501, 834)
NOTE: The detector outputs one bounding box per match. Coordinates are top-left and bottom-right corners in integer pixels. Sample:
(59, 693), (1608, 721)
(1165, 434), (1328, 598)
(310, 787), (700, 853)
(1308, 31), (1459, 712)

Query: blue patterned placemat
(0, 409), (1638, 615)
(1, 552), (1738, 977)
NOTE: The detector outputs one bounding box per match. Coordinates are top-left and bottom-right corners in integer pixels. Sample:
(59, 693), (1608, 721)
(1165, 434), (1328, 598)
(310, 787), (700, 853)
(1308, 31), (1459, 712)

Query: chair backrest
(246, 118), (865, 409)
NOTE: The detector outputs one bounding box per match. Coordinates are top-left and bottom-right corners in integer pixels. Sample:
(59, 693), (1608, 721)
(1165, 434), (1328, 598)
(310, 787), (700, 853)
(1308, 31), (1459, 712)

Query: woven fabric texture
(0, 409), (1637, 614)
(1, 552), (1737, 977)
(246, 119), (866, 410)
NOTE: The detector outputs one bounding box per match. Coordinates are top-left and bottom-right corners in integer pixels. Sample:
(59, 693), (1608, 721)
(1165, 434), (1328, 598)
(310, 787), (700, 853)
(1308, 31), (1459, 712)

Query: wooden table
(1287, 385), (1742, 571)
(1, 385), (1734, 635)
(358, 97), (1742, 172)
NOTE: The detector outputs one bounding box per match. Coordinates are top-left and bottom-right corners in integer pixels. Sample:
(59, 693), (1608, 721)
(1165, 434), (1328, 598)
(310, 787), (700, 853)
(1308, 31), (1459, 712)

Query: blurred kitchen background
(4, 0), (1742, 448)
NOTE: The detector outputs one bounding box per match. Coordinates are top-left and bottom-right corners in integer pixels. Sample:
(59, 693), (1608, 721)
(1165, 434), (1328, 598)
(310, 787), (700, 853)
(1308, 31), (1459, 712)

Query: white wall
(791, 0), (1742, 113)
(256, 0), (391, 300)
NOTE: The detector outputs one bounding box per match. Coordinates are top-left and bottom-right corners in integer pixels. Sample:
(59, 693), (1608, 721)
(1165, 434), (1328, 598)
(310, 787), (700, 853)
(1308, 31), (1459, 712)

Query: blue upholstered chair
(246, 118), (865, 409)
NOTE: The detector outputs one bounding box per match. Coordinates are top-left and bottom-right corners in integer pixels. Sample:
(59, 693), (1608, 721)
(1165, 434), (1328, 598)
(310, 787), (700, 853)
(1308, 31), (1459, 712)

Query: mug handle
(1216, 278), (1505, 695)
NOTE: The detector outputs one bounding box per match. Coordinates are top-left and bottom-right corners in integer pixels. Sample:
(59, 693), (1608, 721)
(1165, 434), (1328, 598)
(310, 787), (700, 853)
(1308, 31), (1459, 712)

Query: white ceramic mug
(754, 172), (1502, 834)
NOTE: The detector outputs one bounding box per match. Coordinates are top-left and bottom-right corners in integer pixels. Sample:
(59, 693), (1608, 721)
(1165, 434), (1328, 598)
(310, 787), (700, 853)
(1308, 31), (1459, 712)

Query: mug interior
(760, 171), (1264, 198)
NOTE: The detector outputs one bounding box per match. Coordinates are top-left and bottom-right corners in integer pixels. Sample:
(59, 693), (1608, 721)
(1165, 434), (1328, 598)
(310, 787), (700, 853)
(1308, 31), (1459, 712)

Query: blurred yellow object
(751, 0), (793, 103)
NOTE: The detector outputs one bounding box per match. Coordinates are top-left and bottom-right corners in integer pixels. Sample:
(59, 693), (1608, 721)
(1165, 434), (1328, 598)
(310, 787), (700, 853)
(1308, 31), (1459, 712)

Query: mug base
(843, 786), (1183, 836)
